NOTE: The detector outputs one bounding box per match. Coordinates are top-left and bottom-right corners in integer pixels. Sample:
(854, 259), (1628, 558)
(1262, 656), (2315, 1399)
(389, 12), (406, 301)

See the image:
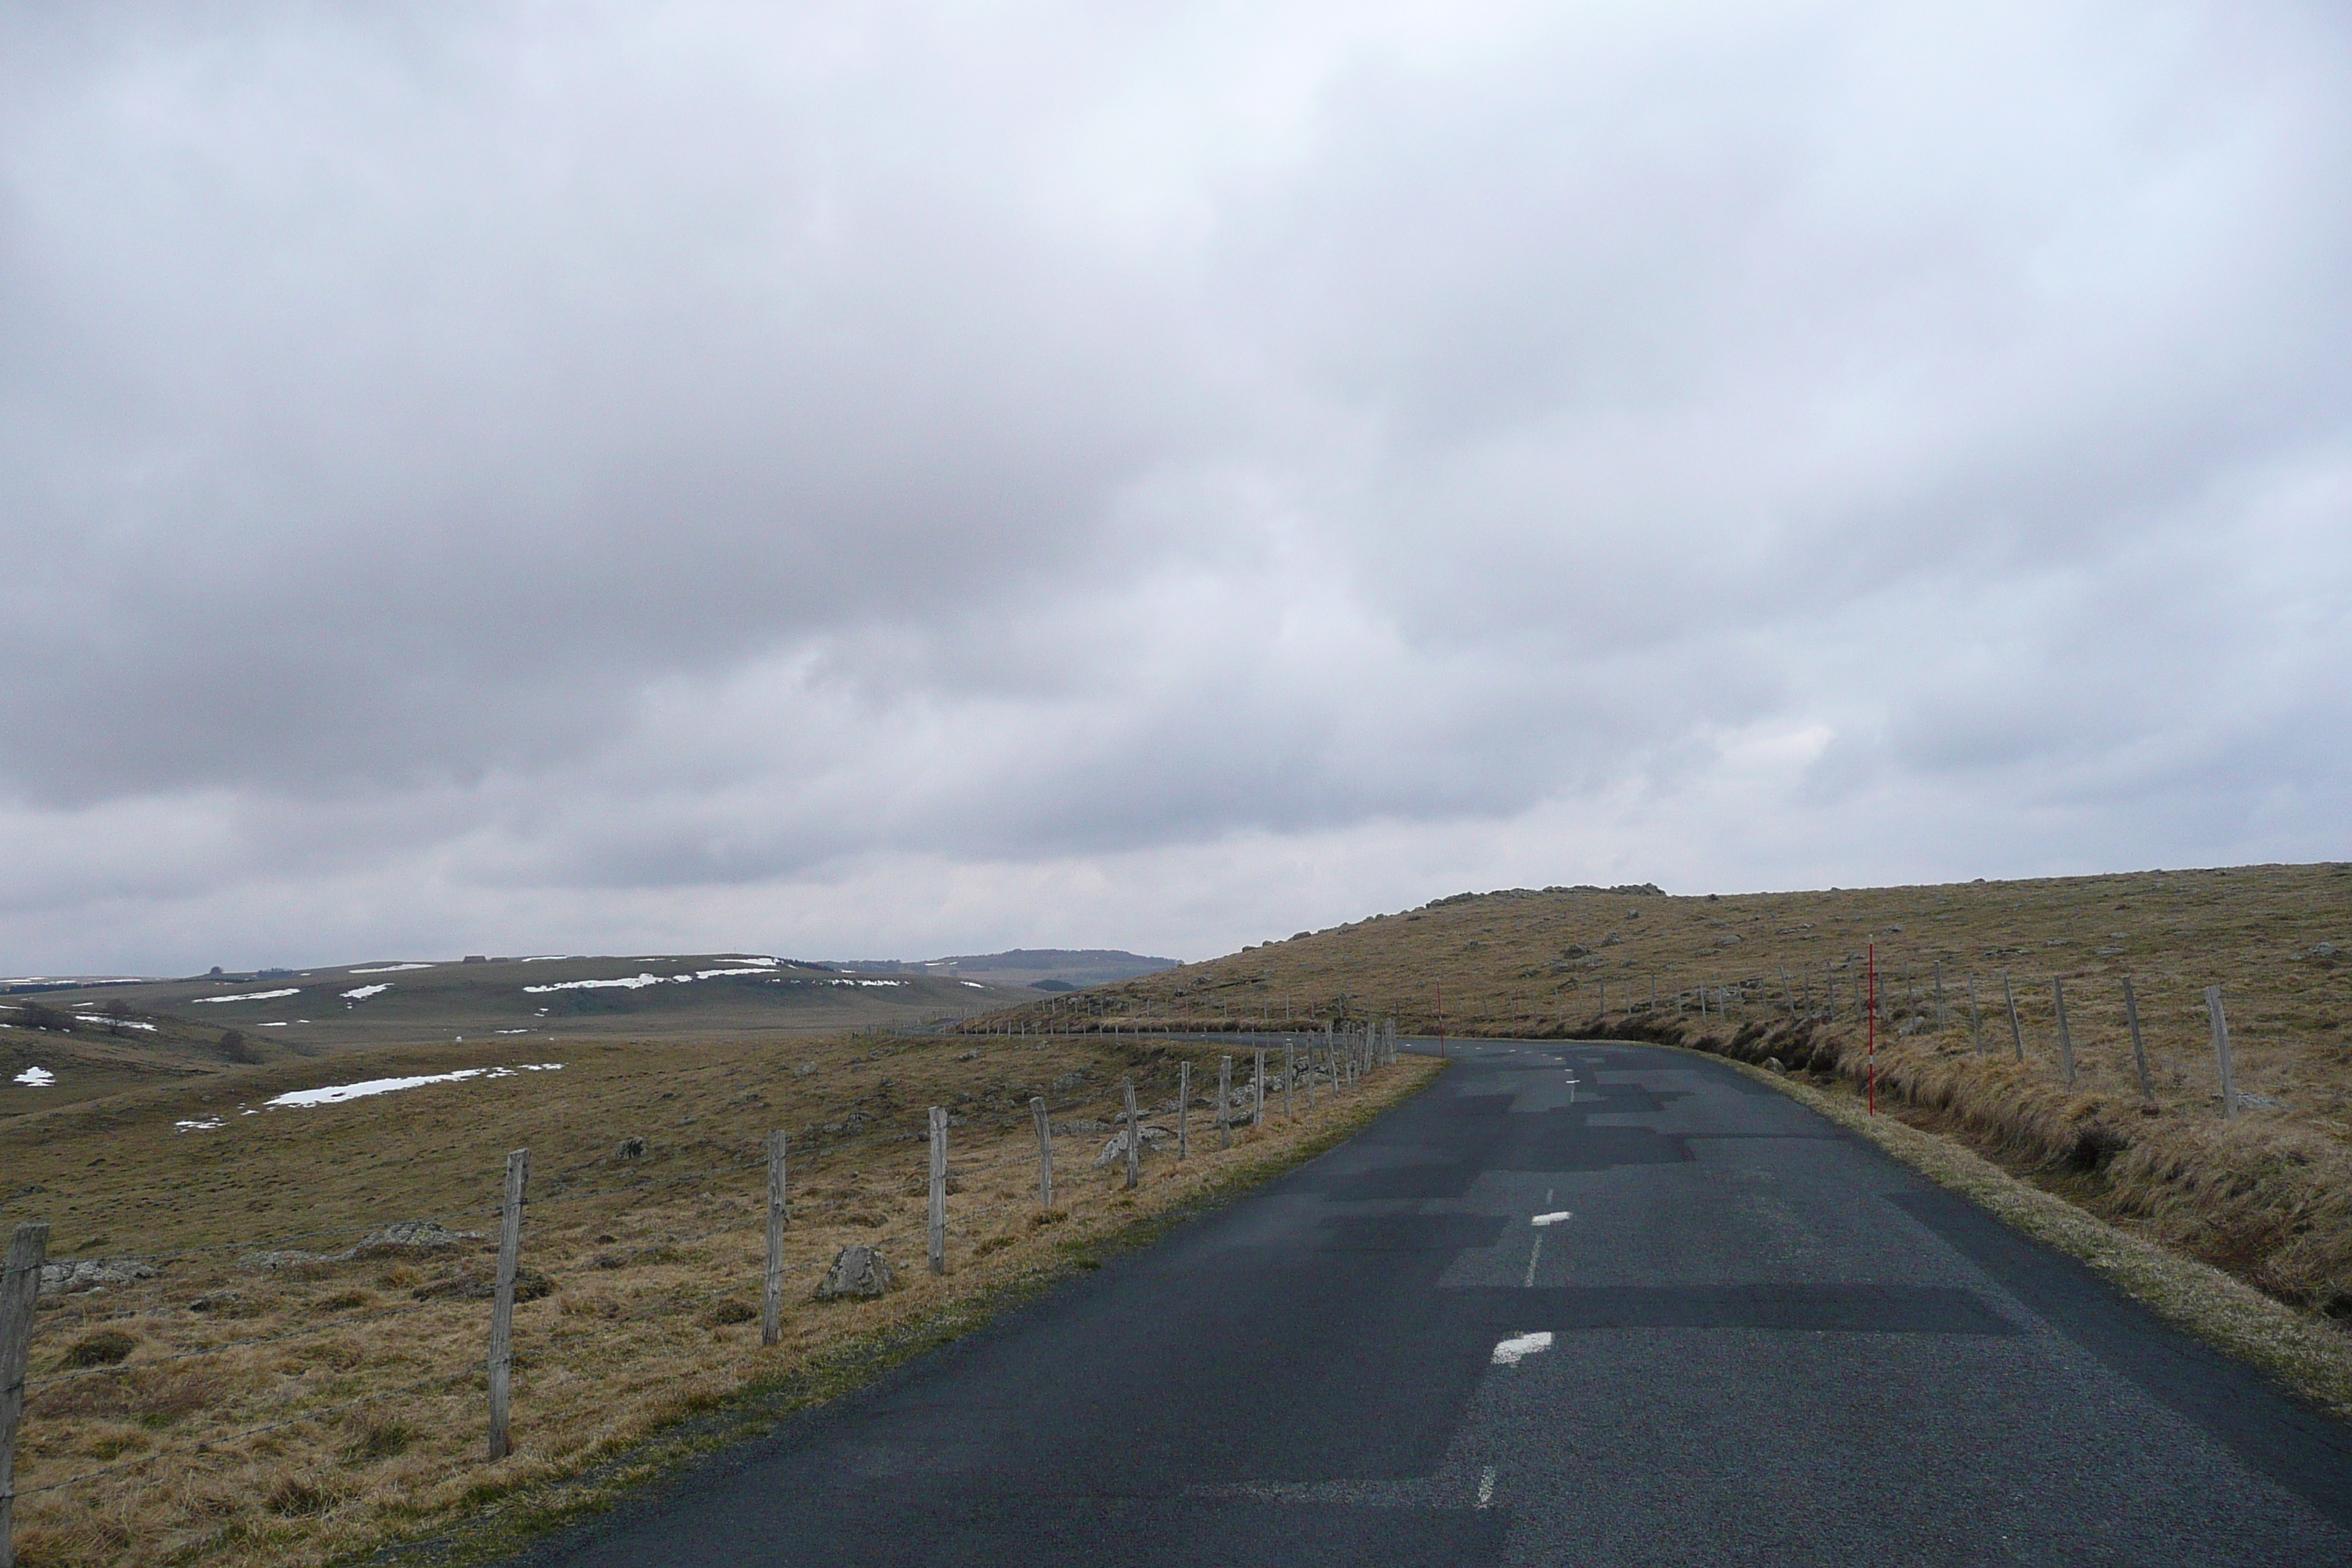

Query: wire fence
(0, 1023), (1409, 1563)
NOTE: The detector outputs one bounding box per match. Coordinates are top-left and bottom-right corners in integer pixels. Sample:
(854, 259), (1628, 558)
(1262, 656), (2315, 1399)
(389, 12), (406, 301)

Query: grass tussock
(0, 1027), (1437, 1568)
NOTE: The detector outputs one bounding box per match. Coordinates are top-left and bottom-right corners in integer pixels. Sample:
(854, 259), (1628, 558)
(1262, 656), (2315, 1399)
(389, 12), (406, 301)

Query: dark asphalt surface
(508, 1038), (2352, 1566)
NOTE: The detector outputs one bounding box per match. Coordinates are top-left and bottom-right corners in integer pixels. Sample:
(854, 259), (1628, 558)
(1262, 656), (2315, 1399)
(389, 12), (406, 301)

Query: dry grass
(0, 1030), (1439, 1568)
(999, 863), (2352, 1321)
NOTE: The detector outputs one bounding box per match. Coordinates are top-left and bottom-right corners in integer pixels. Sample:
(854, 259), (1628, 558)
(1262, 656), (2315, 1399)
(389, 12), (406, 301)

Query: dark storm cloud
(0, 1), (2345, 970)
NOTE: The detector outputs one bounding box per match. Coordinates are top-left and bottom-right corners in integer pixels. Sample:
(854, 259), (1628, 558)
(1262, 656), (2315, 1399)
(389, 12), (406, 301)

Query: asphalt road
(510, 1037), (2352, 1567)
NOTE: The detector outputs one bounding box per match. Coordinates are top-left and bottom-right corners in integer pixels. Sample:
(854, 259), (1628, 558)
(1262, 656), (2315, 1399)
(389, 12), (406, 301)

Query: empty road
(510, 1038), (2352, 1566)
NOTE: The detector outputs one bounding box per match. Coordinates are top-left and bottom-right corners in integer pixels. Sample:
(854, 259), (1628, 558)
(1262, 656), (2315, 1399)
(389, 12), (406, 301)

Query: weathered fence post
(1031, 1096), (1054, 1208)
(1284, 1041), (1294, 1120)
(927, 1107), (948, 1274)
(2206, 987), (2238, 1120)
(1778, 966), (1795, 1018)
(1824, 960), (1836, 1022)
(487, 1147), (529, 1461)
(763, 1131), (788, 1347)
(1, 1220), (51, 1568)
(2002, 972), (2026, 1063)
(1252, 1048), (1265, 1127)
(1968, 976), (1983, 1055)
(1306, 1043), (1317, 1110)
(2121, 978), (2155, 1105)
(1934, 961), (1948, 1030)
(1120, 1077), (1141, 1189)
(1176, 1064), (1190, 1160)
(1218, 1056), (1233, 1149)
(2053, 977), (2077, 1088)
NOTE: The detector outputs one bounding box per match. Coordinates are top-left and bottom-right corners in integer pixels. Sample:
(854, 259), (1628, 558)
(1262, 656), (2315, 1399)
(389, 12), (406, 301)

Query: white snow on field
(176, 1115), (224, 1131)
(13, 1066), (53, 1087)
(76, 1015), (157, 1030)
(516, 955), (577, 962)
(524, 973), (668, 993)
(258, 1022), (290, 1027)
(265, 1063), (563, 1109)
(522, 965), (786, 995)
(350, 962), (434, 974)
(189, 989), (300, 1004)
(960, 981), (987, 990)
(341, 984), (391, 1001)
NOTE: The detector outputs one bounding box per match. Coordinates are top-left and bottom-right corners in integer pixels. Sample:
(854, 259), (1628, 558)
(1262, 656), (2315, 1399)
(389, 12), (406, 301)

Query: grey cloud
(0, 1), (2345, 971)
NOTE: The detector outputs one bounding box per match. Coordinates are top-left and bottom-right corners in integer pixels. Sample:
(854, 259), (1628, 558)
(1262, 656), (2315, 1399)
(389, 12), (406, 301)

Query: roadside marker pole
(1865, 944), (1878, 1116)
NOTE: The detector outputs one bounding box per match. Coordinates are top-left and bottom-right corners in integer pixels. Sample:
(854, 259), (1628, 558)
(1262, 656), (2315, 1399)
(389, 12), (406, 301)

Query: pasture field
(0, 1025), (1436, 1568)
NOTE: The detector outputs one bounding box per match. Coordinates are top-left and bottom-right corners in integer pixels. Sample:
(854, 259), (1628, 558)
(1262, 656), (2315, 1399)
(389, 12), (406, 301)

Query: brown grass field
(0, 1028), (1435, 1568)
(992, 862), (2352, 1322)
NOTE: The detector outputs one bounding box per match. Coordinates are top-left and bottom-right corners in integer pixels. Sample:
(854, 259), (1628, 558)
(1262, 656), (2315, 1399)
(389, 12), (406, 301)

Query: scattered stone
(615, 1136), (647, 1160)
(1763, 1058), (1786, 1074)
(37, 1257), (159, 1297)
(2236, 1092), (2285, 1112)
(1093, 1127), (1169, 1169)
(815, 1245), (896, 1300)
(1714, 934), (1744, 947)
(353, 1221), (482, 1257)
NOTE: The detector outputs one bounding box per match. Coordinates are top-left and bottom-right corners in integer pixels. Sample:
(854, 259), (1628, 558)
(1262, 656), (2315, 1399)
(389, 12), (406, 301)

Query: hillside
(989, 862), (2352, 1319)
(1, 954), (1034, 1112)
(824, 949), (1179, 989)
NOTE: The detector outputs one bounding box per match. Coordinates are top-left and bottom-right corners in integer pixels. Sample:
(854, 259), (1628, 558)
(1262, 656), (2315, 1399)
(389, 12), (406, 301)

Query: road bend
(509, 1037), (2352, 1567)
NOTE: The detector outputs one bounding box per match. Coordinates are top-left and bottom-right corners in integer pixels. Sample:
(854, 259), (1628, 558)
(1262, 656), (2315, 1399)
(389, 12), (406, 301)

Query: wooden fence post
(2122, 977), (2155, 1104)
(1253, 1048), (1265, 1128)
(1, 1220), (51, 1568)
(1032, 1096), (1055, 1205)
(2206, 987), (2238, 1120)
(1778, 967), (1794, 1018)
(487, 1148), (529, 1462)
(1968, 976), (1983, 1055)
(2002, 972), (2026, 1063)
(1176, 1065), (1189, 1160)
(762, 1131), (788, 1348)
(1934, 961), (1948, 1030)
(1824, 960), (1836, 1022)
(2053, 977), (2077, 1088)
(1218, 1057), (1233, 1149)
(927, 1107), (948, 1274)
(1123, 1079), (1141, 1190)
(1284, 1041), (1294, 1120)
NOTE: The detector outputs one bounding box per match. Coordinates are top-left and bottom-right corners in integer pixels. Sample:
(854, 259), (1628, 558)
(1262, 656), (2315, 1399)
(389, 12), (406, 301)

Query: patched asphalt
(504, 1038), (2352, 1566)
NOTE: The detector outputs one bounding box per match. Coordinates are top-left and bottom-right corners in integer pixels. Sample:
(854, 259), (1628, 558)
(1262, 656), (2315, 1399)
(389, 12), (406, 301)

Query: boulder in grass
(815, 1245), (896, 1300)
(1092, 1126), (1171, 1169)
(353, 1221), (483, 1258)
(37, 1257), (159, 1296)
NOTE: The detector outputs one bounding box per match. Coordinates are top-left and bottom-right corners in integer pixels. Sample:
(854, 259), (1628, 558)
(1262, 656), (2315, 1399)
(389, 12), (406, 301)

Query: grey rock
(1714, 934), (1744, 947)
(615, 1135), (648, 1160)
(815, 1244), (896, 1300)
(353, 1221), (483, 1256)
(37, 1257), (159, 1297)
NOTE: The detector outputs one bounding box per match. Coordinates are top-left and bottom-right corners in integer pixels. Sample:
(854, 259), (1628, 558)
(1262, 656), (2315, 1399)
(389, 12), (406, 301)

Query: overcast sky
(2, 1), (2345, 973)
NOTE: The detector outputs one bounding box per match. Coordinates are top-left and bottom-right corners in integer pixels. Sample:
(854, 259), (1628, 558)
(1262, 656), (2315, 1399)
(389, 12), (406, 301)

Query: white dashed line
(1524, 1232), (1542, 1286)
(1477, 1466), (1497, 1508)
(1491, 1331), (1553, 1365)
(1531, 1210), (1573, 1227)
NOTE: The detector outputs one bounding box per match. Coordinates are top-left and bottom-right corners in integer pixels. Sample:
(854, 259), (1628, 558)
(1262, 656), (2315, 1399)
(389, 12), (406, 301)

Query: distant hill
(827, 949), (1180, 990)
(1, 953), (1037, 1112)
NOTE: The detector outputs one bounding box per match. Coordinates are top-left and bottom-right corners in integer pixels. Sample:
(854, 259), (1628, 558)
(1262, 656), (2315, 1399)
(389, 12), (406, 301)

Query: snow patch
(75, 1015), (157, 1030)
(265, 1063), (564, 1109)
(13, 1066), (54, 1087)
(341, 984), (391, 1001)
(176, 1116), (225, 1131)
(189, 989), (300, 1004)
(349, 963), (434, 974)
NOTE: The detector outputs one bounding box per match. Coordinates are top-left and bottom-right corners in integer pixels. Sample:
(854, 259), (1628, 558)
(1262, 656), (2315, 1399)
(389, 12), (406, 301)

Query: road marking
(1524, 1232), (1542, 1286)
(1492, 1331), (1553, 1365)
(1531, 1210), (1573, 1226)
(1477, 1466), (1496, 1508)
